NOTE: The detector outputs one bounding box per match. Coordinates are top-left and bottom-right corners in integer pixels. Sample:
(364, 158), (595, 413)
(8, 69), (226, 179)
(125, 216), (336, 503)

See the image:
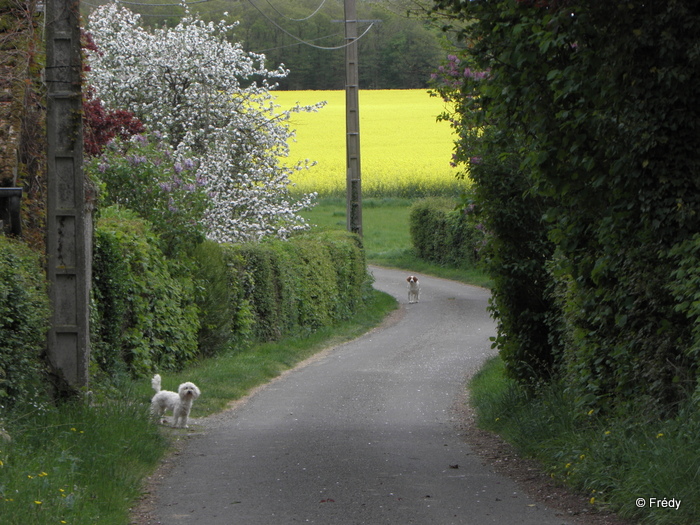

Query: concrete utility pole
(344, 0), (362, 237)
(45, 0), (92, 390)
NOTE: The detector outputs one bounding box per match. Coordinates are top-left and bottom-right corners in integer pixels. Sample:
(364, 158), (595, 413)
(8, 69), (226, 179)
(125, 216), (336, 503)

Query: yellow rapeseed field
(274, 89), (466, 198)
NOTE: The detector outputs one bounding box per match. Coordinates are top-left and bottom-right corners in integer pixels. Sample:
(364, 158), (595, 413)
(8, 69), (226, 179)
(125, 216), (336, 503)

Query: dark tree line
(82, 0), (446, 90)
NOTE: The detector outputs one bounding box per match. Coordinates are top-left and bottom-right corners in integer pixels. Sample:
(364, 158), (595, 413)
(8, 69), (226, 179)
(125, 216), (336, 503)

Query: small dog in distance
(150, 374), (201, 428)
(407, 275), (421, 304)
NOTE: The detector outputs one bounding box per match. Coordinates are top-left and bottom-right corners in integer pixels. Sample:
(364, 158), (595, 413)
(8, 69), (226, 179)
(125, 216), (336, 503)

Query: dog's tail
(151, 374), (162, 393)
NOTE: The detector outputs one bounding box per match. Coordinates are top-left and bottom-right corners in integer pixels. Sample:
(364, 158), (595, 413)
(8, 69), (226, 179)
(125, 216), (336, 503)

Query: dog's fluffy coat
(150, 374), (200, 428)
(407, 275), (420, 304)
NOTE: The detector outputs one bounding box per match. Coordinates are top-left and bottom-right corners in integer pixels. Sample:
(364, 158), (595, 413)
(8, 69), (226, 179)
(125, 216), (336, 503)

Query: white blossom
(85, 3), (322, 243)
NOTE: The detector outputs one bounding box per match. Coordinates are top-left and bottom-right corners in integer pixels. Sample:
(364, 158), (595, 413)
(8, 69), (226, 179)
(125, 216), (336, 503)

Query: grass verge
(0, 289), (397, 525)
(470, 356), (700, 525)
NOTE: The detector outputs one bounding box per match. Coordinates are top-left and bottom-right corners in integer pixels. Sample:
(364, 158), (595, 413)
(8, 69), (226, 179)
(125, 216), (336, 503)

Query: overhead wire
(246, 0), (376, 51)
(263, 0), (327, 22)
(83, 0), (377, 50)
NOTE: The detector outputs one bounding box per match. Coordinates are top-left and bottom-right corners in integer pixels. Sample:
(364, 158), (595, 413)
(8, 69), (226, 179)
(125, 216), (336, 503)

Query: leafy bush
(409, 197), (483, 268)
(92, 207), (199, 377)
(83, 86), (145, 157)
(0, 237), (50, 408)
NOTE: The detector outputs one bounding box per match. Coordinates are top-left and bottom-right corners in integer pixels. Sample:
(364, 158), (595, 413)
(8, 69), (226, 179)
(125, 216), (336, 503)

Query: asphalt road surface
(145, 266), (573, 524)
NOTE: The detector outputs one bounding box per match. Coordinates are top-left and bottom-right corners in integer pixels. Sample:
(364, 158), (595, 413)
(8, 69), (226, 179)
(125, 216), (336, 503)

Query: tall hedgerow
(431, 0), (700, 412)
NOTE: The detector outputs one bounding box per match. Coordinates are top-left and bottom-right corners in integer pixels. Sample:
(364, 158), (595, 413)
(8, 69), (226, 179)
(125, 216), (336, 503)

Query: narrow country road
(140, 267), (574, 524)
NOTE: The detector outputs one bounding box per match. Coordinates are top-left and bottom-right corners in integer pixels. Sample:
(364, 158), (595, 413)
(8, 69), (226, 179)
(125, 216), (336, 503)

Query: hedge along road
(141, 266), (574, 524)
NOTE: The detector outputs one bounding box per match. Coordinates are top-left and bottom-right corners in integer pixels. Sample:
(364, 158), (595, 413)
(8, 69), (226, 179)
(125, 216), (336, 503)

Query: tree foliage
(82, 0), (446, 90)
(431, 0), (700, 412)
(85, 3), (319, 243)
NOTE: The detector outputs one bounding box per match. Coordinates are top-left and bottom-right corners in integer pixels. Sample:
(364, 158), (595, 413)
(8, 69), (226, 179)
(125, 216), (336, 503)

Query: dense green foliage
(408, 197), (483, 268)
(84, 0), (445, 90)
(86, 134), (207, 258)
(0, 237), (50, 408)
(431, 0), (700, 413)
(91, 206), (369, 379)
(92, 207), (200, 377)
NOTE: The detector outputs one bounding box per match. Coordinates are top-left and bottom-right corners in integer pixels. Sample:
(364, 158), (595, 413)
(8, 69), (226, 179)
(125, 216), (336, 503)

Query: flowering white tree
(85, 3), (321, 242)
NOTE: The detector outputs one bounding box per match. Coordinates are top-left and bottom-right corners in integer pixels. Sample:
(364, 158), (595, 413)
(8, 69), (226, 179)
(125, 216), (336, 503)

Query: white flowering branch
(86, 3), (323, 242)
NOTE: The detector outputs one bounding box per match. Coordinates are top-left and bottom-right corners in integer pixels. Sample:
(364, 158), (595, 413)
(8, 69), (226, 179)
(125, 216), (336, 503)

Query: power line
(84, 0), (377, 50)
(263, 0), (327, 22)
(247, 0), (375, 51)
(255, 32), (341, 53)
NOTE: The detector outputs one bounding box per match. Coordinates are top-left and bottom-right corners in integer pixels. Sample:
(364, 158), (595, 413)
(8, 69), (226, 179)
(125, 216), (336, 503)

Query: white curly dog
(150, 374), (201, 428)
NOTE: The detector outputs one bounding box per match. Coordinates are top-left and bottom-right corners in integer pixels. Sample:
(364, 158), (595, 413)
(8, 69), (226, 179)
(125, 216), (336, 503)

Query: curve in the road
(142, 267), (575, 524)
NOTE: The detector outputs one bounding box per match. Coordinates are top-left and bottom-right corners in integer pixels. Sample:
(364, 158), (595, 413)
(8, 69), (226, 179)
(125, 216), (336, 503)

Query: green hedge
(224, 230), (368, 342)
(409, 197), (482, 268)
(92, 207), (200, 377)
(0, 206), (369, 400)
(0, 236), (50, 408)
(91, 206), (369, 378)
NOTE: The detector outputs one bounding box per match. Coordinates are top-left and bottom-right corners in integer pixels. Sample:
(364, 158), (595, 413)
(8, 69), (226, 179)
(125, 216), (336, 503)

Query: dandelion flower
(34, 500), (42, 505)
(590, 497), (596, 505)
(656, 432), (664, 438)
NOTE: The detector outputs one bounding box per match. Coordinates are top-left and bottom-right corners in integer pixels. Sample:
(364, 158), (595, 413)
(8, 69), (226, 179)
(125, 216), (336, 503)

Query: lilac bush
(86, 133), (207, 255)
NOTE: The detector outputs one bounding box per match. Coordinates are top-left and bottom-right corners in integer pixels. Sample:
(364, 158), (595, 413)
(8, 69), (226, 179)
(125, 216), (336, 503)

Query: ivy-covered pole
(45, 0), (92, 391)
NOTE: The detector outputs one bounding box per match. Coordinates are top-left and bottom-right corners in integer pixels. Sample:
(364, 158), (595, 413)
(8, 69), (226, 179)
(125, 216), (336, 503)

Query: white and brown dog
(150, 374), (201, 428)
(407, 275), (421, 304)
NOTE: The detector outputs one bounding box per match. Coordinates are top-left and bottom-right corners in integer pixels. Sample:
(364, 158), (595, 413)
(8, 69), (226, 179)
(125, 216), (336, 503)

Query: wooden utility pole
(45, 0), (92, 390)
(344, 0), (362, 237)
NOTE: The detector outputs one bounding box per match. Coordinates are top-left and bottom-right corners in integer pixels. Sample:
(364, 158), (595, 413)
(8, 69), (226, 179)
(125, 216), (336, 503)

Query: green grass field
(275, 89), (467, 198)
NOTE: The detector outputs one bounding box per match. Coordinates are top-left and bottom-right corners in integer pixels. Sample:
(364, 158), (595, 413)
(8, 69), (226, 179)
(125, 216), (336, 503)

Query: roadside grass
(470, 356), (700, 525)
(0, 391), (169, 525)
